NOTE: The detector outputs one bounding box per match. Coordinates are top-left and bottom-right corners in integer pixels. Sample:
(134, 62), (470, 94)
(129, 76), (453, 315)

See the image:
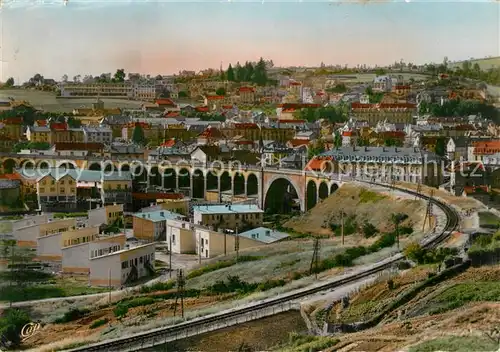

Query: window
(235, 214), (240, 219)
(135, 258), (138, 266)
(121, 261), (128, 269)
(52, 180), (55, 185)
(60, 180), (64, 185)
(172, 234), (176, 244)
(140, 256), (143, 263)
(69, 180), (73, 185)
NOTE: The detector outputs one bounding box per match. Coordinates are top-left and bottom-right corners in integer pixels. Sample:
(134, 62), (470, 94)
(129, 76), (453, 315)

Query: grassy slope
(285, 184), (425, 236)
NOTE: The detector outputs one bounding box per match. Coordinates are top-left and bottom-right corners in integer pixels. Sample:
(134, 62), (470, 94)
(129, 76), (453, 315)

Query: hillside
(275, 264), (500, 352)
(284, 183), (426, 237)
(448, 56), (500, 71)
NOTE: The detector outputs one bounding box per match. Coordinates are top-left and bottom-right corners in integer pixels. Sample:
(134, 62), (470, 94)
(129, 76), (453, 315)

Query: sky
(0, 0), (499, 83)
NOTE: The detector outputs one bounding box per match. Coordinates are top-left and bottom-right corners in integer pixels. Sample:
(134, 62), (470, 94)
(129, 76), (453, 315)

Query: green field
(448, 57), (500, 71)
(0, 89), (144, 113)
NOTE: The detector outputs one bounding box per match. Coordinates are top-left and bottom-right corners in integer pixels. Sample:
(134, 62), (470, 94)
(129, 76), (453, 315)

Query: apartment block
(37, 226), (100, 262)
(13, 218), (76, 248)
(165, 218), (195, 254)
(132, 209), (184, 242)
(192, 204), (264, 231)
(88, 204), (124, 227)
(194, 226), (288, 258)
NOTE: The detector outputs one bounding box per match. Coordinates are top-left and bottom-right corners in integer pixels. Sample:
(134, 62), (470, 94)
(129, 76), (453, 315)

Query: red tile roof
(2, 117), (23, 125)
(279, 119), (306, 124)
(36, 120), (47, 127)
(0, 173), (22, 180)
(54, 142), (104, 152)
(342, 131), (355, 137)
(198, 127), (223, 139)
(155, 98), (176, 106)
(279, 103), (321, 109)
(165, 111), (180, 117)
(289, 81), (302, 86)
(235, 140), (254, 145)
(206, 95), (225, 100)
(222, 105), (234, 109)
(379, 131), (406, 138)
(50, 122), (67, 131)
(132, 192), (184, 200)
(195, 106), (209, 112)
(305, 156), (333, 171)
(160, 139), (176, 147)
(239, 87), (255, 93)
(473, 141), (500, 155)
(282, 108), (296, 113)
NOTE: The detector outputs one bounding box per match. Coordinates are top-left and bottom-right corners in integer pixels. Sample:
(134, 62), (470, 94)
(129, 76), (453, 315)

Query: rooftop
(133, 209), (184, 222)
(238, 227), (290, 244)
(193, 204), (264, 215)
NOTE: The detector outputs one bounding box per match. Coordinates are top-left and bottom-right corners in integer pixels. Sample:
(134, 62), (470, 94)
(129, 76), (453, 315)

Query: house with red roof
(238, 86), (255, 104)
(0, 117), (24, 141)
(197, 126), (224, 145)
(204, 95), (228, 112)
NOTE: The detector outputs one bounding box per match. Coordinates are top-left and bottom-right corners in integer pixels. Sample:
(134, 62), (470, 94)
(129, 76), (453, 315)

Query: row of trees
(294, 105), (348, 124)
(419, 99), (500, 123)
(224, 58), (270, 86)
(0, 105), (83, 127)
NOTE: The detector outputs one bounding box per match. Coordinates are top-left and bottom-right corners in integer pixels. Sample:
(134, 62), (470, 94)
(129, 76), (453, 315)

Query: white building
(83, 126), (113, 144)
(165, 218), (195, 254)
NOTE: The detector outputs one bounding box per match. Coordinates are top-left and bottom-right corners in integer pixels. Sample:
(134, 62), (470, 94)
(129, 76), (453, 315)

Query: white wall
(62, 243), (90, 272)
(88, 207), (106, 227)
(14, 224), (40, 244)
(37, 233), (62, 258)
(12, 214), (48, 231)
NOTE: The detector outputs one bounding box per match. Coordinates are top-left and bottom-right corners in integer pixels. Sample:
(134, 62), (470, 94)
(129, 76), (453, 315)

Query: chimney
(228, 205), (232, 210)
(266, 230), (271, 236)
(160, 212), (164, 217)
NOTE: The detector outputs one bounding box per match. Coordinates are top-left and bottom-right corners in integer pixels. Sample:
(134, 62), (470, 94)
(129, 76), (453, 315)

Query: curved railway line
(67, 182), (460, 352)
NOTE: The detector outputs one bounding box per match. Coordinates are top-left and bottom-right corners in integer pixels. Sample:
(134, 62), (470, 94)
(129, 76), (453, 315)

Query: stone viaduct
(0, 154), (345, 212)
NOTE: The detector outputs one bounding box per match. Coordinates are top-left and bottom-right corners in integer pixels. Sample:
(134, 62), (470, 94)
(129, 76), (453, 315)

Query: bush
(89, 318), (108, 329)
(362, 222), (378, 238)
(140, 280), (175, 293)
(54, 308), (90, 324)
(0, 309), (31, 346)
(113, 297), (157, 317)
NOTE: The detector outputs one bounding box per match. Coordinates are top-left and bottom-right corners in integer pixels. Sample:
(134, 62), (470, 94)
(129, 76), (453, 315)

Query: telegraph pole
(340, 210), (345, 246)
(415, 182), (422, 201)
(169, 227), (172, 278)
(235, 228), (240, 263)
(173, 269), (185, 318)
(310, 238), (320, 279)
(108, 268), (112, 304)
(422, 189), (434, 232)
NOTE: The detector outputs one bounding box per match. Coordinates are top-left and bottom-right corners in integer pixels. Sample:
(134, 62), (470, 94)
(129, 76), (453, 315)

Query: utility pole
(415, 182), (422, 201)
(174, 269), (185, 318)
(235, 228), (240, 263)
(169, 226), (172, 278)
(310, 238), (320, 279)
(198, 234), (202, 265)
(422, 189), (434, 232)
(224, 231), (227, 256)
(108, 268), (112, 304)
(340, 210), (345, 246)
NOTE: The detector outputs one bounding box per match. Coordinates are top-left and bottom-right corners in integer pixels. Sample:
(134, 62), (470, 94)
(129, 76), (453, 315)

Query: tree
(253, 57), (268, 86)
(0, 308), (31, 347)
(227, 64), (235, 81)
(365, 86), (373, 96)
(4, 77), (14, 87)
(61, 74), (68, 83)
(73, 75), (81, 83)
(155, 74), (163, 80)
(131, 123), (146, 146)
(215, 87), (226, 96)
(67, 116), (82, 128)
(113, 69), (126, 83)
(235, 62), (244, 82)
(308, 139), (326, 159)
(434, 137), (446, 156)
(404, 242), (426, 264)
(244, 61), (254, 82)
(333, 131), (342, 148)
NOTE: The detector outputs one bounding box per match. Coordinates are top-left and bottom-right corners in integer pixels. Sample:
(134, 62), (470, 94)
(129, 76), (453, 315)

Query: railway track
(67, 182), (460, 352)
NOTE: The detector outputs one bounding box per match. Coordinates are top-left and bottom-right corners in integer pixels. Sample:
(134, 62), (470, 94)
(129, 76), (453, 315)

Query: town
(1, 10), (500, 351)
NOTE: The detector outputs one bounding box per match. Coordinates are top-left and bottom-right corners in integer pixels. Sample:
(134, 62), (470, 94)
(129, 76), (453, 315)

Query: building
(83, 126), (113, 144)
(447, 136), (469, 161)
(192, 204), (264, 231)
(88, 204), (124, 227)
(238, 87), (256, 104)
(194, 226), (289, 258)
(372, 75), (393, 92)
(89, 242), (155, 287)
(59, 82), (132, 98)
(351, 103), (416, 125)
(165, 218), (195, 254)
(16, 168), (133, 212)
(12, 217), (76, 248)
(468, 140), (500, 163)
(318, 146), (442, 186)
(132, 209), (184, 242)
(37, 226), (100, 262)
(132, 81), (156, 101)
